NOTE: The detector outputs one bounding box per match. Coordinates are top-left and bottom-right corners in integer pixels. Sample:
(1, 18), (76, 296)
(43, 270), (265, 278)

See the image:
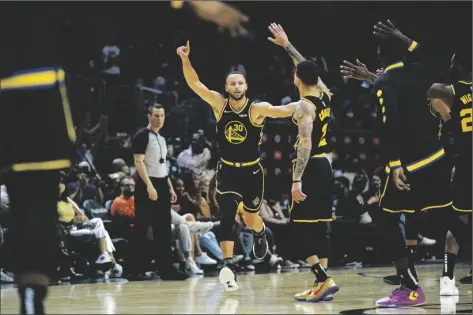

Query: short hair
(225, 71), (246, 81)
(295, 61), (321, 86)
(455, 49), (472, 72)
(148, 103), (164, 115)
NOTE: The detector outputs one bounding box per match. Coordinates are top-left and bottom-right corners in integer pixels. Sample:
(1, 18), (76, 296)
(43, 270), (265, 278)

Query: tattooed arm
(291, 100), (314, 203)
(293, 101), (314, 181)
(268, 23), (331, 100)
(268, 23), (304, 65)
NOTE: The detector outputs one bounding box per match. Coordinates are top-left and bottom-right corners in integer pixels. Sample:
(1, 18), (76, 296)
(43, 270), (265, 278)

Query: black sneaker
(160, 268), (189, 281)
(460, 270), (472, 284)
(383, 274), (401, 285)
(252, 228), (269, 260)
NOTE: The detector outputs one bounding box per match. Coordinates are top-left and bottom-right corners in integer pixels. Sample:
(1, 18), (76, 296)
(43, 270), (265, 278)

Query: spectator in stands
(110, 176), (136, 239)
(0, 185), (14, 283)
(172, 179), (222, 264)
(68, 162), (104, 207)
(170, 210), (220, 274)
(259, 198), (301, 268)
(332, 173), (371, 266)
(58, 181), (123, 278)
(175, 175), (212, 220)
(236, 205), (283, 270)
(177, 132), (215, 193)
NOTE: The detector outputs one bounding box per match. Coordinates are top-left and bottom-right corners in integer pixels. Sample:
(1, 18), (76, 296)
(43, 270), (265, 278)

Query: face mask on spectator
(123, 187), (134, 198)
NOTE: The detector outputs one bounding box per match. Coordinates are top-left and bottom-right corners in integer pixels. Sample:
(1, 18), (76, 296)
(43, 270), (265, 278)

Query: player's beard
(229, 92), (245, 101)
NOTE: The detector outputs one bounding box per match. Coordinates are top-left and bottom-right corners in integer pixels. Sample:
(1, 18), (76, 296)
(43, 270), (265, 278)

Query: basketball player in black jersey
(267, 23), (339, 302)
(342, 21), (471, 306)
(424, 51), (472, 295)
(176, 40), (297, 291)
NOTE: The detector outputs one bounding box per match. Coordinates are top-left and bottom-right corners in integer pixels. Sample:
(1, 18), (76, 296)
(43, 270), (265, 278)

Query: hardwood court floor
(1, 264), (471, 314)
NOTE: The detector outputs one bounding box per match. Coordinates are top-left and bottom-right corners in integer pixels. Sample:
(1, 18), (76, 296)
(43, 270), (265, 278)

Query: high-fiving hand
(340, 59), (374, 81)
(267, 23), (289, 48)
(373, 20), (407, 42)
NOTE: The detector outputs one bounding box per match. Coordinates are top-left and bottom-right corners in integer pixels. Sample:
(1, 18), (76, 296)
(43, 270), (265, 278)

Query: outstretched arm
(177, 41), (226, 115)
(252, 102), (295, 119)
(340, 59), (379, 83)
(268, 23), (331, 99)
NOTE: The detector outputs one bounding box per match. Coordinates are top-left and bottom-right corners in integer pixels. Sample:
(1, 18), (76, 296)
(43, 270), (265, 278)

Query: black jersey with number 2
(290, 93), (331, 160)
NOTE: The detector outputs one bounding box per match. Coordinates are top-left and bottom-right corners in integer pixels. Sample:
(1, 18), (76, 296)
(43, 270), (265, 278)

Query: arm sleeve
(131, 129), (149, 155)
(373, 82), (402, 166)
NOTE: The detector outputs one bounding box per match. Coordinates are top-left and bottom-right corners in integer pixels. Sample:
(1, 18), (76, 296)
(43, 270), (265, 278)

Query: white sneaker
(440, 296), (459, 314)
(96, 252), (112, 265)
(440, 276), (459, 296)
(219, 266), (238, 291)
(233, 255), (244, 264)
(419, 236), (436, 246)
(187, 260), (204, 275)
(195, 252), (217, 265)
(105, 263), (123, 279)
(0, 269), (14, 283)
(359, 212), (372, 224)
(269, 255), (283, 269)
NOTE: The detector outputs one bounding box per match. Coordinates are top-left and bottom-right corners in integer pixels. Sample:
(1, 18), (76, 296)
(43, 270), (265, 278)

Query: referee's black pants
(127, 176), (174, 275)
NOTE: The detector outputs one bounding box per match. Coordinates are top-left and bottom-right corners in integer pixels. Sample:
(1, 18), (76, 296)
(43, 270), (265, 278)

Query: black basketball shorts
(216, 160), (264, 213)
(289, 155), (333, 222)
(380, 153), (452, 215)
(452, 157), (472, 213)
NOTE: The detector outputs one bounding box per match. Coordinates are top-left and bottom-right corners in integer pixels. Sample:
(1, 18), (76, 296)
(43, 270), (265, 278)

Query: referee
(127, 104), (188, 280)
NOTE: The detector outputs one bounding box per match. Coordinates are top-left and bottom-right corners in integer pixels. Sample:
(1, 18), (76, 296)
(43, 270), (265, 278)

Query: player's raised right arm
(177, 41), (226, 112)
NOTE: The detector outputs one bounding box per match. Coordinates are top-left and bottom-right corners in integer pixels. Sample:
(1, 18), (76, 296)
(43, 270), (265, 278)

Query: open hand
(373, 20), (406, 42)
(340, 59), (376, 82)
(267, 23), (289, 48)
(191, 1), (249, 37)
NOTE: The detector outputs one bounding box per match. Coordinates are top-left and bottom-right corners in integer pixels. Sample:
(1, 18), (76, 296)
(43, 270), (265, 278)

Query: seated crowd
(0, 123), (439, 284)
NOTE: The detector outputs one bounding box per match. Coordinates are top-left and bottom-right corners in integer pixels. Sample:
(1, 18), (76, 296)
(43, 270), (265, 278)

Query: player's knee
(218, 193), (240, 241)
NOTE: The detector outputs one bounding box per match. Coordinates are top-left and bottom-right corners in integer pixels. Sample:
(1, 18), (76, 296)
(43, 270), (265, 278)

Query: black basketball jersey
(216, 98), (264, 163)
(290, 93), (332, 160)
(450, 80), (472, 160)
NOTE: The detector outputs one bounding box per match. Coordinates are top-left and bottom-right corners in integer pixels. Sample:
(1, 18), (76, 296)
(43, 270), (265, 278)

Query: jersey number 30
(460, 108), (472, 132)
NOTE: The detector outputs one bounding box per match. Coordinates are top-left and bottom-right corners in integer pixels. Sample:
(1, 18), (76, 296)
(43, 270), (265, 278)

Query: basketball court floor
(1, 264), (471, 314)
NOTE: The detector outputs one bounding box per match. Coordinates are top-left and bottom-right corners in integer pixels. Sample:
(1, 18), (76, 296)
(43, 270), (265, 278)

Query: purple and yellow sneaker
(376, 286), (426, 308)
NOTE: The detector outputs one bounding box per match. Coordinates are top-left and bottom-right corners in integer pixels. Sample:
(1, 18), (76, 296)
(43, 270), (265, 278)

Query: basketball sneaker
(376, 286), (426, 308)
(440, 276), (459, 296)
(219, 264), (238, 292)
(252, 226), (269, 260)
(294, 278), (339, 302)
